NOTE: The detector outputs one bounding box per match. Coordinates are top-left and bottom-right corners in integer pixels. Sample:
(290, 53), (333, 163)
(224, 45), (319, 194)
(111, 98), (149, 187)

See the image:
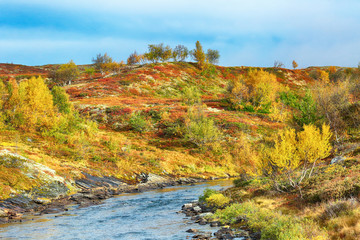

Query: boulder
(331, 156), (346, 164)
(193, 206), (202, 213)
(182, 203), (193, 210)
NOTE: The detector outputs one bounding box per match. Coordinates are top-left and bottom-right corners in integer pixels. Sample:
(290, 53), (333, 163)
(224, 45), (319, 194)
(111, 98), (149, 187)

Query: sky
(0, 0), (360, 68)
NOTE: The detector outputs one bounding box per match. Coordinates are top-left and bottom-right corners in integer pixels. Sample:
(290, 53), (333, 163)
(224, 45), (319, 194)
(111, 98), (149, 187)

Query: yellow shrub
(206, 193), (230, 208)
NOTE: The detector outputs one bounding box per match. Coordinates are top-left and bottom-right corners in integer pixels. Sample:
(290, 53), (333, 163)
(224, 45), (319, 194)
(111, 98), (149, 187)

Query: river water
(0, 179), (234, 240)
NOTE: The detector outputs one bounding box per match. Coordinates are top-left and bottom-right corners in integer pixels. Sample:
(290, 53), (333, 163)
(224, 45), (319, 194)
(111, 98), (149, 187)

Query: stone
(193, 206), (202, 213)
(210, 221), (218, 227)
(182, 203), (193, 210)
(331, 156), (346, 164)
(33, 198), (51, 205)
(199, 212), (213, 218)
(186, 229), (199, 233)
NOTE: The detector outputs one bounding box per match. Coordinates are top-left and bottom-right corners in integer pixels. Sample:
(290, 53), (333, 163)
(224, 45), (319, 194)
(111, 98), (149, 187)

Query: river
(0, 179), (234, 240)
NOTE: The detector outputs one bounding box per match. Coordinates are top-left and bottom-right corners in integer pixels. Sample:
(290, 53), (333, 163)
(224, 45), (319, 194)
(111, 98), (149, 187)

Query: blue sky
(1, 0), (360, 68)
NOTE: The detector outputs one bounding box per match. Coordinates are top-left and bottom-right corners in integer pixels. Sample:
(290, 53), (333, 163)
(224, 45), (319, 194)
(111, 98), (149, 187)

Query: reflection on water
(0, 179), (234, 240)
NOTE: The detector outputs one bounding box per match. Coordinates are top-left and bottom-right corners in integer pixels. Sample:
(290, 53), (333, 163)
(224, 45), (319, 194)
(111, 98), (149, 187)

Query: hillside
(0, 62), (359, 237)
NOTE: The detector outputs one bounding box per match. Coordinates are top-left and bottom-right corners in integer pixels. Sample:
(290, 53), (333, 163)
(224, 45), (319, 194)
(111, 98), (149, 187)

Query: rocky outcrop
(181, 201), (255, 240)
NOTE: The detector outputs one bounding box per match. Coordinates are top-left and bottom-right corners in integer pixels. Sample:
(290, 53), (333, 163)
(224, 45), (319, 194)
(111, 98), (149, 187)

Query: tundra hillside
(0, 54), (359, 238)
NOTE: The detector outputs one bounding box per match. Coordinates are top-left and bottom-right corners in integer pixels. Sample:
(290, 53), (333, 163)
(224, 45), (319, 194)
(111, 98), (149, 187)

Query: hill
(0, 62), (359, 236)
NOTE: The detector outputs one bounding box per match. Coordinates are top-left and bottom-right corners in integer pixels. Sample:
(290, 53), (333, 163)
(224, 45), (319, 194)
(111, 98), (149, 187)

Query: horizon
(1, 0), (360, 68)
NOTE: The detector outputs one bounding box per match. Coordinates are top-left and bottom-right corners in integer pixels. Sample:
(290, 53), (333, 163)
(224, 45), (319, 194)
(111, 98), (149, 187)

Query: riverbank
(0, 170), (222, 225)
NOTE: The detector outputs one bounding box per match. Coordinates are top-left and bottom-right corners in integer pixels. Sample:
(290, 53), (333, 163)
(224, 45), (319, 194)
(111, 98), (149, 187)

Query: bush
(280, 90), (321, 127)
(206, 193), (230, 208)
(199, 188), (219, 202)
(214, 201), (328, 240)
(184, 106), (223, 150)
(181, 86), (201, 105)
(320, 198), (358, 221)
(51, 86), (72, 114)
(128, 112), (151, 133)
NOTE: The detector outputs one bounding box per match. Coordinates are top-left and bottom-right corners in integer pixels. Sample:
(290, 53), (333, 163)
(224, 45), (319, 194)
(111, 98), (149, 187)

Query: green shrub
(214, 201), (328, 240)
(184, 106), (223, 150)
(280, 90), (321, 127)
(51, 86), (72, 114)
(199, 188), (219, 202)
(181, 86), (201, 105)
(128, 112), (150, 133)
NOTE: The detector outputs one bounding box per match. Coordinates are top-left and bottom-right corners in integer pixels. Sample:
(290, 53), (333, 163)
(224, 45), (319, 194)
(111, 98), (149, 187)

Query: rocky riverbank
(0, 170), (204, 224)
(180, 201), (260, 240)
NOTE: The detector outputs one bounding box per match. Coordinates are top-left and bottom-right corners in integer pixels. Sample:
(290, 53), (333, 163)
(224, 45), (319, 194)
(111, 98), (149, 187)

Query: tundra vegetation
(0, 42), (359, 238)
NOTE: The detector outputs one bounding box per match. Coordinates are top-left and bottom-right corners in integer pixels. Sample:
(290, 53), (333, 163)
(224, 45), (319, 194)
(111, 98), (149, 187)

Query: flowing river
(0, 179), (234, 240)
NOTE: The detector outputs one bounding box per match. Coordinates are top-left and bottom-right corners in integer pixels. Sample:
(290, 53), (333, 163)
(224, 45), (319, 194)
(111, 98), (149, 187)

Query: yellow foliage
(246, 69), (280, 106)
(318, 70), (330, 84)
(266, 124), (332, 178)
(297, 124), (332, 164)
(206, 193), (230, 208)
(228, 78), (249, 106)
(228, 69), (283, 113)
(269, 128), (299, 171)
(17, 76), (58, 130)
(269, 101), (289, 122)
(231, 132), (261, 176)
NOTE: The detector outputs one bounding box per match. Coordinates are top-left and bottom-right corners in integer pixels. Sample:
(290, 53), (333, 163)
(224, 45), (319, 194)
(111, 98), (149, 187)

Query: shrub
(320, 198), (358, 221)
(10, 76), (58, 131)
(264, 124), (332, 194)
(181, 86), (201, 105)
(206, 193), (230, 208)
(199, 188), (219, 202)
(280, 90), (321, 127)
(128, 112), (150, 133)
(228, 69), (283, 114)
(184, 106), (223, 150)
(214, 201), (328, 240)
(51, 86), (72, 114)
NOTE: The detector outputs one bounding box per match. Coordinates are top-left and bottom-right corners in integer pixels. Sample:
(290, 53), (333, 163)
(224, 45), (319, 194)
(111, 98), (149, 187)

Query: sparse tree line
(50, 41), (219, 86)
(125, 41), (220, 69)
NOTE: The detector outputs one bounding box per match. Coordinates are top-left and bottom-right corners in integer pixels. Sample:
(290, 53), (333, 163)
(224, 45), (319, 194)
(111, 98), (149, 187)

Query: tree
(191, 41), (206, 70)
(160, 45), (172, 62)
(206, 49), (220, 65)
(5, 79), (21, 124)
(51, 60), (79, 86)
(172, 45), (189, 62)
(127, 51), (141, 65)
(274, 61), (284, 68)
(266, 124), (332, 196)
(292, 60), (298, 69)
(228, 69), (283, 113)
(92, 53), (113, 73)
(16, 77), (57, 130)
(144, 44), (164, 63)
